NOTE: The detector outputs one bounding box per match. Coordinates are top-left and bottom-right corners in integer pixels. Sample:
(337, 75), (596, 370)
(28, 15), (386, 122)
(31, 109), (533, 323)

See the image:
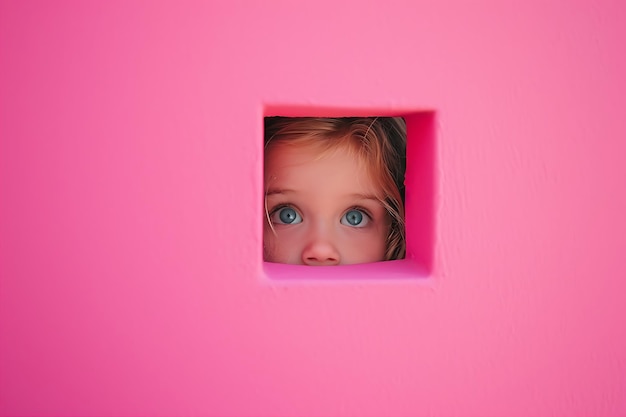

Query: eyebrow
(265, 188), (296, 196)
(266, 190), (381, 202)
(349, 193), (381, 202)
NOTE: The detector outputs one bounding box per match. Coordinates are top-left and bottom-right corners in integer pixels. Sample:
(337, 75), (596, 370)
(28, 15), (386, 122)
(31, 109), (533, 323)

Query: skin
(264, 143), (390, 265)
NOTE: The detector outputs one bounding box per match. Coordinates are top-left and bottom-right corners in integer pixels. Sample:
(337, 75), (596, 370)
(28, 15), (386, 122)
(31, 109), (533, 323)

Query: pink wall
(1, 1), (625, 415)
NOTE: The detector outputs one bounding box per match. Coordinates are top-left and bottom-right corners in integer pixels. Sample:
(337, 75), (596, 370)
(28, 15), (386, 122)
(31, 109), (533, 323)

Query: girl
(264, 117), (406, 265)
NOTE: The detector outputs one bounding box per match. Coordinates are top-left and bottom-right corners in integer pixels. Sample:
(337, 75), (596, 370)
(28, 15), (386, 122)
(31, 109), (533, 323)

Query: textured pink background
(1, 1), (625, 416)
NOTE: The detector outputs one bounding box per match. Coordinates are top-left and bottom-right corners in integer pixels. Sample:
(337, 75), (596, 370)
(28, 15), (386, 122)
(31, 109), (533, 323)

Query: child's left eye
(341, 209), (370, 227)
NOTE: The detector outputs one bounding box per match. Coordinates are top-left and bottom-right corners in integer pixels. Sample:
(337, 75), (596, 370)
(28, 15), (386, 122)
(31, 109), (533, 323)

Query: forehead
(265, 142), (381, 196)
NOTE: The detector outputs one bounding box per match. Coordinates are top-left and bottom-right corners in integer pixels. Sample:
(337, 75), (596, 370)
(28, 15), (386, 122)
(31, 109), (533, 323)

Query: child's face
(264, 143), (390, 265)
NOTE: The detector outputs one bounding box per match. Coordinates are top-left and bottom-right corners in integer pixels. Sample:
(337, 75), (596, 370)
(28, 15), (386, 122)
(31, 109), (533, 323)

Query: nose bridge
(302, 218), (340, 265)
(310, 216), (333, 238)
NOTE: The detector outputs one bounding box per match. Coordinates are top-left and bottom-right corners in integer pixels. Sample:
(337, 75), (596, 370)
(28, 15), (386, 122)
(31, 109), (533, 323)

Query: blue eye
(271, 206), (302, 225)
(341, 209), (369, 227)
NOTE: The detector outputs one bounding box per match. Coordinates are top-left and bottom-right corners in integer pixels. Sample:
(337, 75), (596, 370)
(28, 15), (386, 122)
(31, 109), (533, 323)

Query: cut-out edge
(261, 106), (437, 281)
(262, 260), (433, 285)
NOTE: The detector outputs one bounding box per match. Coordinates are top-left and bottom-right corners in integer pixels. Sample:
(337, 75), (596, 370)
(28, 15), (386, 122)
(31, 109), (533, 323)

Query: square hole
(261, 106), (436, 281)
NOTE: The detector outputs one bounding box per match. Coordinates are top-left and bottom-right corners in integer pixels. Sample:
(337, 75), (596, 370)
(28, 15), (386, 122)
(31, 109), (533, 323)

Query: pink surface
(1, 1), (625, 416)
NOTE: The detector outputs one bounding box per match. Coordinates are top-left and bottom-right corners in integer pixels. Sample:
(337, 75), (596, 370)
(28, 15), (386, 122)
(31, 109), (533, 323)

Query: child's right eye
(271, 206), (303, 225)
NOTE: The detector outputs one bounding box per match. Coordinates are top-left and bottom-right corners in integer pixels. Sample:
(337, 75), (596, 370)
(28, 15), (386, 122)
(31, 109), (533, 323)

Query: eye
(341, 209), (369, 227)
(271, 206), (303, 225)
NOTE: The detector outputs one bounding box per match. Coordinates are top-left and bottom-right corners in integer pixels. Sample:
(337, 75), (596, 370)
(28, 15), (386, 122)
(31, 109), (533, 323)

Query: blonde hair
(264, 117), (406, 260)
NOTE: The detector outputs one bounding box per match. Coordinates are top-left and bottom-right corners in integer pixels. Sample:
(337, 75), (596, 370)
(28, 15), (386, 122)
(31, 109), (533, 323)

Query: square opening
(261, 105), (436, 281)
